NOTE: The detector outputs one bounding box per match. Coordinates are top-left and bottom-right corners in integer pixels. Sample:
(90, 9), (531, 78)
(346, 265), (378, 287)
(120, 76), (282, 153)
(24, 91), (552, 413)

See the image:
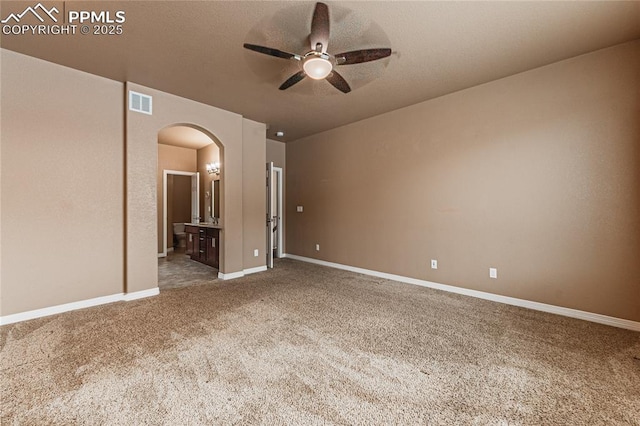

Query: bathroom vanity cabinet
(185, 224), (220, 269)
(185, 225), (197, 255)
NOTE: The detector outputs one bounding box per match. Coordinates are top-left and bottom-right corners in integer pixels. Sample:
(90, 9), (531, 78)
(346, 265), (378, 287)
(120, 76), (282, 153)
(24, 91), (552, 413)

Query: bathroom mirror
(211, 180), (220, 220)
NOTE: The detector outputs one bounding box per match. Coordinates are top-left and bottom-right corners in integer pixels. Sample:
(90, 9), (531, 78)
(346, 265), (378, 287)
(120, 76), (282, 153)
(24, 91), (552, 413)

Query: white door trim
(266, 162), (274, 268)
(273, 166), (284, 258)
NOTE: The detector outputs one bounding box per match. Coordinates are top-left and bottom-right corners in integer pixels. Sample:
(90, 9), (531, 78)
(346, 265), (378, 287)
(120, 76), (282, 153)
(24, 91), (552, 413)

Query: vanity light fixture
(206, 162), (220, 175)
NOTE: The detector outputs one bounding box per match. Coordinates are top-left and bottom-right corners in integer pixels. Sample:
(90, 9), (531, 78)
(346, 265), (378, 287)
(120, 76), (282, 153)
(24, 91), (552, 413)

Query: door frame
(273, 166), (284, 258)
(266, 162), (274, 268)
(267, 164), (284, 268)
(160, 169), (199, 258)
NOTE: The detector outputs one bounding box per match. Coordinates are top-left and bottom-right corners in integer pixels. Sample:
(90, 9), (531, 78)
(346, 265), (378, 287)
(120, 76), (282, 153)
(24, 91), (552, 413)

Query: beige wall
(0, 49), (125, 315)
(0, 49), (4, 313)
(286, 41), (640, 322)
(157, 144), (197, 252)
(243, 120), (267, 269)
(126, 82), (264, 283)
(197, 143), (221, 222)
(266, 139), (286, 169)
(0, 50), (268, 318)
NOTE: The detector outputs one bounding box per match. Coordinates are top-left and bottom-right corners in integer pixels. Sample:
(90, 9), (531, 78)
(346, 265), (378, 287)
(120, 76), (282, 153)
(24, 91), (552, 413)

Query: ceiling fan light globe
(303, 57), (333, 80)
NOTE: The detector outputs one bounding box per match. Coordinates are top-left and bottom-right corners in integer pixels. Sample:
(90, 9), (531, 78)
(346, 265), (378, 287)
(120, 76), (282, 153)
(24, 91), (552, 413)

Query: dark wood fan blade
(243, 43), (298, 60)
(326, 71), (351, 93)
(335, 48), (392, 65)
(310, 2), (330, 53)
(279, 71), (306, 90)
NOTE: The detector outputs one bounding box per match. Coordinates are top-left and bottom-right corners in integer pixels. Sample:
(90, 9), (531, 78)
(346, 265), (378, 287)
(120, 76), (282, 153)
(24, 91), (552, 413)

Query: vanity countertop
(185, 222), (223, 229)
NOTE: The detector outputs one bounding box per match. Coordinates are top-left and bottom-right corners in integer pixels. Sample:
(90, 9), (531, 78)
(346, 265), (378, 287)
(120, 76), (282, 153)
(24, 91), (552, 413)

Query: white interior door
(266, 162), (274, 268)
(191, 172), (200, 223)
(273, 167), (283, 258)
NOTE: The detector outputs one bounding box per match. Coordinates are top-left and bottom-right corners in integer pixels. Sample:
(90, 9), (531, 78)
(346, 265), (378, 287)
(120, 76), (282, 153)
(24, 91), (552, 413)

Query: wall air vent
(129, 91), (152, 115)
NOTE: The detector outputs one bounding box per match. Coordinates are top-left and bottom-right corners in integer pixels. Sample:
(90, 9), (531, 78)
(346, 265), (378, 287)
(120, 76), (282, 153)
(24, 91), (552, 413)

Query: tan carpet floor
(1, 258), (639, 425)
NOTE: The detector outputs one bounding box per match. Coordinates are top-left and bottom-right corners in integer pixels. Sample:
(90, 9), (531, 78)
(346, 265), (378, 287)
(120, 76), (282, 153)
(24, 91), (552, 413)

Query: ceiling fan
(243, 2), (391, 94)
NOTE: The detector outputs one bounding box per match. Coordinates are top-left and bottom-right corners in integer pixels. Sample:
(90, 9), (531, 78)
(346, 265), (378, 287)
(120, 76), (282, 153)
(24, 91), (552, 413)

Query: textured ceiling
(1, 1), (639, 142)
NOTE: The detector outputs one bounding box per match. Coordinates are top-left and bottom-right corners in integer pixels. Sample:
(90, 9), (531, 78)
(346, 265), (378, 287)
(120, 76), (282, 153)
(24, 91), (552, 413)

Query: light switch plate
(489, 268), (497, 279)
(315, 244), (320, 251)
(253, 249), (259, 257)
(431, 259), (438, 269)
(297, 206), (303, 212)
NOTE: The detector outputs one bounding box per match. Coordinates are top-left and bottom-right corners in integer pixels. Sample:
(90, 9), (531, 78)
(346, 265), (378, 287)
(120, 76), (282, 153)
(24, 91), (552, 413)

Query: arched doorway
(157, 124), (224, 286)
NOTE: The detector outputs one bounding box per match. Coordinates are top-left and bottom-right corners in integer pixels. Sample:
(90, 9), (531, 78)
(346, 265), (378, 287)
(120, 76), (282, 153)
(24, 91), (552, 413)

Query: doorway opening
(160, 170), (199, 258)
(157, 124), (224, 286)
(267, 163), (284, 268)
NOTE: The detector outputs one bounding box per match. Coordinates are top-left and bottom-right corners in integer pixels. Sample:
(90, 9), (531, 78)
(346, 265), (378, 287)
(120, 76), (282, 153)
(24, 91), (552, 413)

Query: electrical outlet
(297, 206), (303, 212)
(315, 244), (320, 251)
(253, 249), (259, 257)
(431, 259), (438, 269)
(489, 268), (497, 279)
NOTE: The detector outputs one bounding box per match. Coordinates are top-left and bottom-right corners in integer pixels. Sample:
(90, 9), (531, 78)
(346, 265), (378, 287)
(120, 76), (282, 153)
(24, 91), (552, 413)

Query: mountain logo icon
(1, 3), (59, 24)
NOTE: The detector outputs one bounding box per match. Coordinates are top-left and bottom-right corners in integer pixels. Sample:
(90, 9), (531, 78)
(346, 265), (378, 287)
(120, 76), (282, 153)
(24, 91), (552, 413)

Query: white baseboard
(218, 265), (268, 280)
(244, 265), (268, 275)
(218, 271), (245, 280)
(283, 254), (640, 332)
(123, 287), (160, 301)
(0, 288), (160, 326)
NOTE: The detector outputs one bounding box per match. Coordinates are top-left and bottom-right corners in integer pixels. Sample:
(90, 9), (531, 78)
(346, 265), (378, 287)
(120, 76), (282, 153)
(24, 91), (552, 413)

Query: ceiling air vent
(129, 91), (152, 115)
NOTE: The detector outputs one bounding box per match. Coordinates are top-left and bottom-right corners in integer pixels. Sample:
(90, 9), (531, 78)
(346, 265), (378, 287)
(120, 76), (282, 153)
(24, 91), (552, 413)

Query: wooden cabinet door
(193, 233), (200, 259)
(196, 230), (206, 261)
(185, 225), (198, 256)
(205, 231), (218, 268)
(185, 226), (219, 269)
(186, 231), (195, 255)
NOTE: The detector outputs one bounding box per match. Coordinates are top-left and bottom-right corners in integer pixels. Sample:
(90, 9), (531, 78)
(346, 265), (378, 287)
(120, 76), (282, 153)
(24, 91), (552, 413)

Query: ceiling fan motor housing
(243, 2), (392, 93)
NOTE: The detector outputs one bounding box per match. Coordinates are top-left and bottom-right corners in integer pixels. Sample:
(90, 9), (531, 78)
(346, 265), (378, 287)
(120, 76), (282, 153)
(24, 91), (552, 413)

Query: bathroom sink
(197, 222), (222, 228)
